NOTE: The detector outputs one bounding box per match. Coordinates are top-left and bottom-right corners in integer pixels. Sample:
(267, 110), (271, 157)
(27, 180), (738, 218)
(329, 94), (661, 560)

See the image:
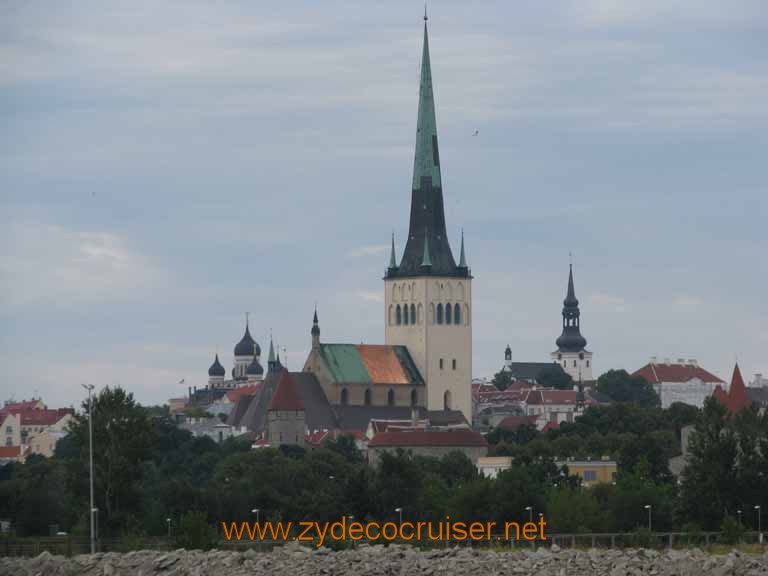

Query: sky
(1, 1), (767, 408)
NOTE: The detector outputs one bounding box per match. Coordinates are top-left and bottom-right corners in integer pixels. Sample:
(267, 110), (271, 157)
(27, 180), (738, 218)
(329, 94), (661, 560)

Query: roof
(726, 363), (751, 414)
(208, 354), (226, 377)
(541, 421), (562, 433)
(234, 324), (259, 357)
(226, 394), (255, 428)
(498, 415), (538, 431)
(306, 429), (365, 446)
(525, 389), (578, 406)
(226, 385), (259, 404)
(318, 344), (424, 386)
(268, 371), (305, 411)
(368, 429), (487, 448)
(632, 362), (724, 385)
(713, 385), (729, 404)
(0, 446), (24, 458)
(20, 408), (72, 426)
(246, 358), (264, 375)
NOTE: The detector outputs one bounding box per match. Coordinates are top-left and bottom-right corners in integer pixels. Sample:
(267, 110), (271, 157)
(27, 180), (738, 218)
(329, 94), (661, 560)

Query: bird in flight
(472, 129), (479, 136)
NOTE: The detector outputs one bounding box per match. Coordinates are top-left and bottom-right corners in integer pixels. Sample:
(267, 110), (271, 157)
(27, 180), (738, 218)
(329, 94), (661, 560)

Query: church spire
(556, 263), (587, 352)
(421, 228), (432, 268)
(458, 228), (467, 268)
(389, 233), (398, 270)
(387, 15), (463, 278)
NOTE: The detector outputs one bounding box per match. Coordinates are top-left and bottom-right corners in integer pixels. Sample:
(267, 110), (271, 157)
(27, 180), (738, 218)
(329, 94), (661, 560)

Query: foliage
(537, 368), (574, 390)
(174, 511), (218, 550)
(596, 369), (660, 408)
(720, 514), (744, 544)
(491, 370), (512, 391)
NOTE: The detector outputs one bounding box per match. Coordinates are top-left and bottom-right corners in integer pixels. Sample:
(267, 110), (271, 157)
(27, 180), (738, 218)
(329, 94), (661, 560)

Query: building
(476, 456), (513, 479)
(711, 363), (753, 415)
(267, 370), (306, 447)
(501, 345), (569, 385)
(632, 358), (724, 408)
(0, 401), (73, 458)
(554, 457), (617, 487)
(550, 265), (593, 380)
(367, 428), (487, 466)
(382, 15), (472, 423)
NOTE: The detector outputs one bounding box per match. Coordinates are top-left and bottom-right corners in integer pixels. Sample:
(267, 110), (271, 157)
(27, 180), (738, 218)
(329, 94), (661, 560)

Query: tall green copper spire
(412, 15), (441, 190)
(389, 233), (397, 269)
(387, 14), (465, 279)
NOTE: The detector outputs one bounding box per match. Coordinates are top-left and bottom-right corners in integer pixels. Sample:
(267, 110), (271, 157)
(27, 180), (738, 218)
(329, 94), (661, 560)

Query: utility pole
(82, 384), (96, 554)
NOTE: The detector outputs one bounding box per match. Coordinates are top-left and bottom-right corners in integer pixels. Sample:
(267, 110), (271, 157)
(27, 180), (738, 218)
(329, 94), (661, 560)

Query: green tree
(537, 367), (574, 390)
(596, 369), (660, 408)
(492, 370), (513, 391)
(66, 386), (157, 534)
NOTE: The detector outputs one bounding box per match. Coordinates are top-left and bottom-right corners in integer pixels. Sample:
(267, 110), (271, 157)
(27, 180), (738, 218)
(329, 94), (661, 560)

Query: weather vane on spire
(424, 3), (428, 21)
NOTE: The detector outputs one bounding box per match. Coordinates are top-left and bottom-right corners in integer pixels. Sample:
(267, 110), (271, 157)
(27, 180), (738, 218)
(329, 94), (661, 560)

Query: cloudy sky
(1, 1), (767, 408)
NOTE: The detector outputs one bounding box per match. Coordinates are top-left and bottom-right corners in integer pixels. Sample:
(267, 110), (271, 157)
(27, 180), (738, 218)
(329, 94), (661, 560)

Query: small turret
(311, 308), (320, 349)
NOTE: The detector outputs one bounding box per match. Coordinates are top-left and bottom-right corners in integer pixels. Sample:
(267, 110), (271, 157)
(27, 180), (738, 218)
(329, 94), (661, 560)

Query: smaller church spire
(311, 307), (320, 348)
(389, 233), (398, 270)
(421, 229), (432, 268)
(458, 228), (467, 268)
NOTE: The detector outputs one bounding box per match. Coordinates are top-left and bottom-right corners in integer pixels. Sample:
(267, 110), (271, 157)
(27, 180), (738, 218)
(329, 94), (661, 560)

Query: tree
(537, 367), (574, 390)
(492, 370), (513, 391)
(66, 386), (157, 534)
(596, 369), (660, 408)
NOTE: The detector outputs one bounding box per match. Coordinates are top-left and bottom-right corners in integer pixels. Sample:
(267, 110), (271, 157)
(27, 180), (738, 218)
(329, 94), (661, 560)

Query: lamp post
(82, 384), (96, 554)
(395, 507), (403, 526)
(166, 518), (172, 538)
(251, 508), (260, 525)
(737, 509), (742, 527)
(525, 506), (533, 524)
(756, 506), (762, 544)
(644, 505), (652, 532)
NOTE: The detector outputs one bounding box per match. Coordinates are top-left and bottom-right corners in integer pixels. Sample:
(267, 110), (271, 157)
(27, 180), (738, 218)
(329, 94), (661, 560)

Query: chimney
(676, 358), (685, 364)
(664, 358), (671, 365)
(650, 356), (658, 364)
(688, 359), (697, 367)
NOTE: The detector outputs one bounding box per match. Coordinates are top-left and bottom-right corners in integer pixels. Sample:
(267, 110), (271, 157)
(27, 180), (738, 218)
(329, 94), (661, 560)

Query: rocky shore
(2, 543), (768, 576)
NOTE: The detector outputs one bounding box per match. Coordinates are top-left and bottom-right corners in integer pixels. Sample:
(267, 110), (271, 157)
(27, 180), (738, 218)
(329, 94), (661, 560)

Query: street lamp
(251, 508), (260, 525)
(395, 507), (403, 526)
(737, 509), (742, 527)
(756, 506), (762, 544)
(644, 505), (652, 532)
(166, 518), (172, 538)
(82, 384), (96, 554)
(525, 506), (533, 523)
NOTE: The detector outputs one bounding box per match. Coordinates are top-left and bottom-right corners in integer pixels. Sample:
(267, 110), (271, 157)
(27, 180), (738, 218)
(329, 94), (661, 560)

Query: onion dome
(247, 357), (264, 376)
(234, 323), (257, 357)
(208, 354), (225, 377)
(555, 264), (588, 352)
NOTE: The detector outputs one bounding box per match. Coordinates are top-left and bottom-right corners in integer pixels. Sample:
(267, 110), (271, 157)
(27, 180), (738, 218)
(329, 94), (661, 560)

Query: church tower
(384, 15), (472, 421)
(550, 264), (593, 380)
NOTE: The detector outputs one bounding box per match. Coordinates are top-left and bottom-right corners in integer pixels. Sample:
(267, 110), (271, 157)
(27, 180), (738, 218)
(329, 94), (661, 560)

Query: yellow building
(555, 457), (617, 487)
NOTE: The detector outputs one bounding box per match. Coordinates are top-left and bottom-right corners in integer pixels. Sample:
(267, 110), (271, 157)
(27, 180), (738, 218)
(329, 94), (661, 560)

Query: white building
(632, 358), (724, 408)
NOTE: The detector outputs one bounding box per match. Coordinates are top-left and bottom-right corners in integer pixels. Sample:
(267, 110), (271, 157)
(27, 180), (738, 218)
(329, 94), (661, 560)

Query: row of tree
(0, 386), (766, 541)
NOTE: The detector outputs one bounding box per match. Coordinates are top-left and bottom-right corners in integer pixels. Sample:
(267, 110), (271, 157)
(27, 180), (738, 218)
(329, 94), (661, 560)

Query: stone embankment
(2, 543), (768, 575)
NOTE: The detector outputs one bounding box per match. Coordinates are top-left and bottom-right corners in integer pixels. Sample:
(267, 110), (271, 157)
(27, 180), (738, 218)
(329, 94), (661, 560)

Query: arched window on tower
(443, 390), (452, 410)
(445, 302), (452, 324)
(387, 388), (395, 406)
(429, 303), (435, 324)
(417, 303), (423, 325)
(436, 303), (444, 324)
(364, 389), (371, 406)
(396, 305), (402, 325)
(403, 305), (409, 325)
(454, 303), (461, 325)
(410, 389), (418, 407)
(388, 305), (394, 326)
(464, 304), (469, 325)
(410, 304), (416, 325)
(340, 388), (349, 405)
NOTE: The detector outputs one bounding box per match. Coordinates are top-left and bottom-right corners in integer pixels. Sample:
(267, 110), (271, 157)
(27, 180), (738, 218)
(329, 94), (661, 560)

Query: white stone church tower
(384, 15), (472, 422)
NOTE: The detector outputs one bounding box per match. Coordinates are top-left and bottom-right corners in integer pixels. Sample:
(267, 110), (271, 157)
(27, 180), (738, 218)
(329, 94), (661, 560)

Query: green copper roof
(458, 229), (467, 268)
(411, 20), (441, 190)
(389, 233), (397, 269)
(267, 337), (275, 363)
(319, 344), (373, 384)
(421, 229), (432, 267)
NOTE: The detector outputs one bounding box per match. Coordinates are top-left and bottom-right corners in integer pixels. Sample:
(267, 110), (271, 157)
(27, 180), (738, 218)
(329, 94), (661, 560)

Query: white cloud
(355, 290), (384, 303)
(673, 295), (704, 308)
(0, 222), (165, 307)
(589, 292), (627, 312)
(347, 244), (389, 259)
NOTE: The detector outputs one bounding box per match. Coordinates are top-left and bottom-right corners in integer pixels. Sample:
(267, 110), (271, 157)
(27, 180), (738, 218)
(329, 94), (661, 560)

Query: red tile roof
(226, 385), (260, 403)
(525, 389), (578, 405)
(355, 344), (411, 385)
(368, 429), (487, 448)
(712, 385), (729, 404)
(19, 408), (72, 426)
(726, 363), (751, 414)
(541, 421), (562, 433)
(0, 445), (24, 458)
(632, 362), (723, 385)
(498, 415), (538, 431)
(268, 371), (305, 411)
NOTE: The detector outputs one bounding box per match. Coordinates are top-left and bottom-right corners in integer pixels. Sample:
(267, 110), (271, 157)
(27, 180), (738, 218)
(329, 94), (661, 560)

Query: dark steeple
(555, 264), (587, 352)
(388, 233), (398, 271)
(208, 354), (225, 377)
(387, 16), (466, 279)
(311, 307), (320, 348)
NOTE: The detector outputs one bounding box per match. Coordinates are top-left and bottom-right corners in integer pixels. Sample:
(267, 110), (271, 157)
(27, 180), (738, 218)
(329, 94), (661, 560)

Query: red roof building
(497, 415), (538, 431)
(725, 364), (751, 414)
(632, 359), (724, 408)
(268, 371), (305, 412)
(226, 385), (259, 404)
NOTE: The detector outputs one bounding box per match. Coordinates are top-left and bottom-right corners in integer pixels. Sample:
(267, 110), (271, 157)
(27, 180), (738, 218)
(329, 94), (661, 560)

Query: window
(4, 426), (11, 434)
(586, 360), (590, 367)
(388, 305), (393, 325)
(403, 305), (409, 325)
(558, 353), (562, 360)
(440, 358), (444, 370)
(364, 389), (371, 406)
(396, 305), (402, 325)
(410, 304), (416, 325)
(417, 303), (423, 325)
(583, 470), (597, 482)
(436, 303), (443, 324)
(454, 303), (460, 325)
(5, 438), (10, 446)
(579, 352), (584, 360)
(387, 388), (395, 406)
(443, 390), (452, 410)
(340, 388), (349, 405)
(410, 389), (418, 407)
(452, 359), (457, 370)
(445, 302), (452, 324)
(573, 360), (577, 367)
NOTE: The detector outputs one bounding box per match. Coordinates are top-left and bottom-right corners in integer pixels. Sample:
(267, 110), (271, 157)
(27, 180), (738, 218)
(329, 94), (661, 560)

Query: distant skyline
(1, 1), (767, 407)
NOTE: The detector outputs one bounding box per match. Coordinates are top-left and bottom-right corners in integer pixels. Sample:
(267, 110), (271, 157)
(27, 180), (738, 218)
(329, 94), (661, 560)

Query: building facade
(383, 16), (472, 422)
(632, 358), (724, 408)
